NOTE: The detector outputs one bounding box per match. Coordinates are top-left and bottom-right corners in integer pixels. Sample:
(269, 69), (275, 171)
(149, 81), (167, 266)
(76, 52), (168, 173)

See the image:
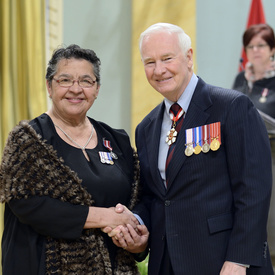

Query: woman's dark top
(233, 71), (275, 118)
(1, 113), (134, 274)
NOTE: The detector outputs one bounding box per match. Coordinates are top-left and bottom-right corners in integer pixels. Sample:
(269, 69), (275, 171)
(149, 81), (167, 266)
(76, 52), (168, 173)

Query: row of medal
(99, 123), (221, 162)
(185, 122), (221, 157)
(99, 138), (118, 165)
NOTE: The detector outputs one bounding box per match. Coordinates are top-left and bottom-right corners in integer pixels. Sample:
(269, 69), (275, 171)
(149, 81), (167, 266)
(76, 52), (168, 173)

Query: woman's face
(47, 58), (99, 120)
(246, 34), (275, 67)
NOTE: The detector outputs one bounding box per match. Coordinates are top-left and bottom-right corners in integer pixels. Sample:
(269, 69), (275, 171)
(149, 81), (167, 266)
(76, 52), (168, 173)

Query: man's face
(141, 31), (193, 102)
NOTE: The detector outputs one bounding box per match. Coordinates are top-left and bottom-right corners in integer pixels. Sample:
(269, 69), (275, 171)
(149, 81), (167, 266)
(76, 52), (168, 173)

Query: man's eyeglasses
(53, 77), (97, 88)
(246, 44), (268, 51)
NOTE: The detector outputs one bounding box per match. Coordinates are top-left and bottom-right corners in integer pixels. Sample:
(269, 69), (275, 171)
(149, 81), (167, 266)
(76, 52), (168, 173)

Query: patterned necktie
(165, 103), (184, 186)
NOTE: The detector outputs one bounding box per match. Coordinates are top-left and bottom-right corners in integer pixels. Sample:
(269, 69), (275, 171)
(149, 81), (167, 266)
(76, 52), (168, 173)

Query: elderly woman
(233, 23), (275, 118)
(0, 45), (146, 274)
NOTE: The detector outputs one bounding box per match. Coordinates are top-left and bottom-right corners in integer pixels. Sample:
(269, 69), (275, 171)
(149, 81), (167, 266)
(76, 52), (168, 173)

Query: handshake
(85, 203), (149, 253)
(102, 203), (149, 253)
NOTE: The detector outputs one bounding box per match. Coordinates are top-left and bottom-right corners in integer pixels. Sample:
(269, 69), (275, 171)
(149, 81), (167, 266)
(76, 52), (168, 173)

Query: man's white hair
(139, 23), (192, 57)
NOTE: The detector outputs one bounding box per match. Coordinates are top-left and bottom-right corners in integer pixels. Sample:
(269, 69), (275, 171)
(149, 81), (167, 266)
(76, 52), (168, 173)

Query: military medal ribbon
(165, 105), (184, 145)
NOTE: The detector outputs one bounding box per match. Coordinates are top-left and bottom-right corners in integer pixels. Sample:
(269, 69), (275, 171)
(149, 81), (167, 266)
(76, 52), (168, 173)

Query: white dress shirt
(158, 73), (198, 186)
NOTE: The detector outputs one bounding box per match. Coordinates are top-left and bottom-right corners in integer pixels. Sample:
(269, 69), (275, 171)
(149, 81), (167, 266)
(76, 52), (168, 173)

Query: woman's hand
(101, 203), (135, 236)
(84, 205), (138, 230)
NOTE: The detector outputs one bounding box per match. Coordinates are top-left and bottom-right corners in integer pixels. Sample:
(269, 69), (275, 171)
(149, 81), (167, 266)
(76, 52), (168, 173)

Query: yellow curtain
(131, 0), (196, 141)
(0, 0), (47, 271)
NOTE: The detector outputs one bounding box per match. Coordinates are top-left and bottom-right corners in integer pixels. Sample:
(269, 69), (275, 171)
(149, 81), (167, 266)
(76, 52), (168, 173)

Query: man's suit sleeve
(133, 123), (153, 232)
(223, 94), (272, 266)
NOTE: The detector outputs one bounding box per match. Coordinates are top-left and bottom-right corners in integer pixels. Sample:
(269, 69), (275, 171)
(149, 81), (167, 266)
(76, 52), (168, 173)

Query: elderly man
(109, 23), (274, 275)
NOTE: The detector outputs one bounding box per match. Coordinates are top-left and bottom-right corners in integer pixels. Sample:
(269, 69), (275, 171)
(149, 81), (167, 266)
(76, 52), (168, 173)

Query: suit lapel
(144, 102), (167, 195)
(167, 78), (213, 189)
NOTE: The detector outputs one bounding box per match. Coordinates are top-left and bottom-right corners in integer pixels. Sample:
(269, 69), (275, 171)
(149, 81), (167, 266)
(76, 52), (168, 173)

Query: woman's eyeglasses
(53, 77), (97, 88)
(246, 44), (268, 51)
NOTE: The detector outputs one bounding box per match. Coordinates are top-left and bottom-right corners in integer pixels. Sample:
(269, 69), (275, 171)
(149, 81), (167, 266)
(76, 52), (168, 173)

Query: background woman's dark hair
(243, 23), (275, 51)
(46, 44), (101, 85)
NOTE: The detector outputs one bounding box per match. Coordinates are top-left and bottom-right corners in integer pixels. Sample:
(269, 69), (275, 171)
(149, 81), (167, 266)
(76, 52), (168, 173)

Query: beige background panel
(0, 1), (48, 273)
(131, 0), (196, 142)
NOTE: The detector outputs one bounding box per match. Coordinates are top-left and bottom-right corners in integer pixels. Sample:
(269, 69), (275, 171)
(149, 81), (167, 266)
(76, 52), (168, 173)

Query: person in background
(0, 44), (147, 274)
(109, 23), (274, 275)
(233, 23), (275, 267)
(233, 23), (275, 118)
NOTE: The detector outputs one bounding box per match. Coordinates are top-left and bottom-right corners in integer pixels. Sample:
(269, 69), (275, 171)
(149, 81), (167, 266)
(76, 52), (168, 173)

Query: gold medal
(210, 122), (221, 151)
(202, 142), (210, 153)
(210, 139), (220, 151)
(194, 144), (201, 155)
(185, 145), (194, 156)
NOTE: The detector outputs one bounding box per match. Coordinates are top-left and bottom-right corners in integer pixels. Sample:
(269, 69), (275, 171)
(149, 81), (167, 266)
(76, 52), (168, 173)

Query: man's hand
(220, 261), (247, 275)
(112, 224), (149, 253)
(101, 203), (149, 253)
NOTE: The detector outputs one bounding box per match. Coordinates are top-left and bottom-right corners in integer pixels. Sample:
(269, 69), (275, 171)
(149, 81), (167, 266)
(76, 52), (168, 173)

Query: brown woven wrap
(0, 121), (140, 275)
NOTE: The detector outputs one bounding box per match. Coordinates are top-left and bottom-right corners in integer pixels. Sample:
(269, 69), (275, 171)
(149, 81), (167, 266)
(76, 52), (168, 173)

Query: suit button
(165, 200), (170, 206)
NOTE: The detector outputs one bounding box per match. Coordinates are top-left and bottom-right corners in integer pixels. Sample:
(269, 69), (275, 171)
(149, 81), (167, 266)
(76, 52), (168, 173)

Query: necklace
(55, 123), (94, 152)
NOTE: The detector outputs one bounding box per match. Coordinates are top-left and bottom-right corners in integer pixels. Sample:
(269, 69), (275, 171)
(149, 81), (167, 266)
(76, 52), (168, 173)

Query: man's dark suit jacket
(135, 78), (274, 275)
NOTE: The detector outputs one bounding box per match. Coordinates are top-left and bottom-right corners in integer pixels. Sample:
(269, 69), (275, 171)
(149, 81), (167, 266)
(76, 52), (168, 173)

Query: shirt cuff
(231, 262), (250, 268)
(134, 214), (144, 225)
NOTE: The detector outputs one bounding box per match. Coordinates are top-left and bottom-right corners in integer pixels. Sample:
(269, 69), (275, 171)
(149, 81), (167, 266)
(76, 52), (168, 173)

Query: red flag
(239, 0), (266, 71)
